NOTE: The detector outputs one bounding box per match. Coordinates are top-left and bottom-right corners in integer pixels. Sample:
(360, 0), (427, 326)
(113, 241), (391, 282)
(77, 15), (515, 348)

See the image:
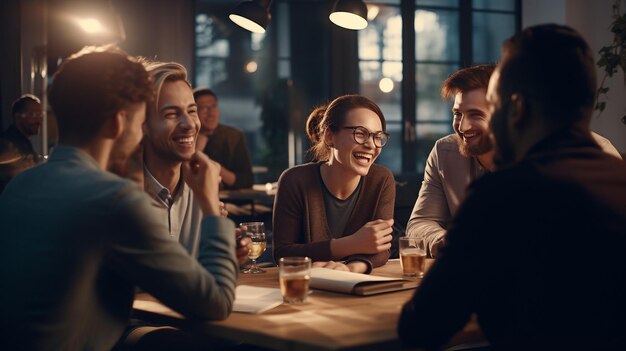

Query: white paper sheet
(233, 285), (283, 314)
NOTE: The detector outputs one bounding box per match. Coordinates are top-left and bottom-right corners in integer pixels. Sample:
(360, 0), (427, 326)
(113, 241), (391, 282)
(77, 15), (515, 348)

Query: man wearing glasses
(0, 94), (43, 161)
(193, 88), (253, 190)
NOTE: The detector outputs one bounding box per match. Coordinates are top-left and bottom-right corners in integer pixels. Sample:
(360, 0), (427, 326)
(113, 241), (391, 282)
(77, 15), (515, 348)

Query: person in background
(273, 95), (395, 274)
(193, 88), (254, 190)
(398, 24), (626, 349)
(407, 64), (622, 258)
(0, 46), (238, 350)
(0, 94), (43, 161)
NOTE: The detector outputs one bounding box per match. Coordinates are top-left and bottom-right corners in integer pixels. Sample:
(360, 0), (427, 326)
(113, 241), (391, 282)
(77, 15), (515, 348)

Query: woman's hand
(348, 219), (394, 254)
(312, 261), (350, 271)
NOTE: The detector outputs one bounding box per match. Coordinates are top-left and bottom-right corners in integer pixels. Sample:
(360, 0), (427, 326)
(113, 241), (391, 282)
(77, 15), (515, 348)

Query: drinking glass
(240, 222), (267, 274)
(399, 237), (427, 278)
(279, 257), (312, 304)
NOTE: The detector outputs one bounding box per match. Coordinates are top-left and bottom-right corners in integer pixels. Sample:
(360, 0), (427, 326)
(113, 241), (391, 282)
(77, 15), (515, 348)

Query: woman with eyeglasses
(272, 94), (395, 273)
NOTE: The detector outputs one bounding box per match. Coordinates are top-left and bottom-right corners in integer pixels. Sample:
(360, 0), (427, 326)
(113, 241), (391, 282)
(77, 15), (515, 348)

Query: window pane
(416, 63), (458, 122)
(415, 123), (452, 172)
(359, 6), (402, 61)
(195, 1), (278, 178)
(472, 12), (516, 63)
(415, 9), (459, 62)
(416, 0), (458, 7)
(473, 0), (516, 11)
(195, 14), (229, 57)
(358, 62), (402, 123)
(195, 58), (228, 89)
(358, 3), (402, 173)
(415, 63), (456, 173)
(376, 121), (402, 174)
(276, 2), (290, 59)
(278, 59), (290, 79)
(368, 0), (400, 5)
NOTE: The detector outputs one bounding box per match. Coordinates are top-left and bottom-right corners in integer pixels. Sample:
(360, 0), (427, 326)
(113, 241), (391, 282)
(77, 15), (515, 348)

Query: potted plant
(596, 0), (626, 124)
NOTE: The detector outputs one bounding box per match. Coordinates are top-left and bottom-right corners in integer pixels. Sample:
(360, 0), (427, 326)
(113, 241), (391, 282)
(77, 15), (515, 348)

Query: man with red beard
(406, 65), (621, 258)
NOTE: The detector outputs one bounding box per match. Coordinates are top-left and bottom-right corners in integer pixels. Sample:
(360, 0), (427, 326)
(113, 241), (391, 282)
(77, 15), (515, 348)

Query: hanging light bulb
(229, 0), (272, 34)
(329, 0), (368, 30)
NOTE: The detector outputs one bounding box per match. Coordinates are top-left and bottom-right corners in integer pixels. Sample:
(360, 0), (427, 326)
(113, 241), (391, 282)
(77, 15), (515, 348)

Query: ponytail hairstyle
(305, 104), (327, 161)
(307, 94), (385, 162)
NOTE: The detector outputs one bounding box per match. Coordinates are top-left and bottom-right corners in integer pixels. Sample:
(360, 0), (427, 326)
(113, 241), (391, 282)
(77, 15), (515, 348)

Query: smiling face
(325, 107), (383, 177)
(143, 80), (200, 163)
(452, 88), (493, 157)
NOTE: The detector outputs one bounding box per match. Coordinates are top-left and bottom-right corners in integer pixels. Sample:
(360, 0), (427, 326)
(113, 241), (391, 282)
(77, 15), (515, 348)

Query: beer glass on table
(279, 257), (312, 304)
(399, 237), (427, 278)
(240, 222), (267, 274)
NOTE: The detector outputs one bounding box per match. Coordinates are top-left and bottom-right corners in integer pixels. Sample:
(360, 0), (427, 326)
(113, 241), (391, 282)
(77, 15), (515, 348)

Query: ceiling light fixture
(229, 0), (272, 34)
(329, 0), (368, 30)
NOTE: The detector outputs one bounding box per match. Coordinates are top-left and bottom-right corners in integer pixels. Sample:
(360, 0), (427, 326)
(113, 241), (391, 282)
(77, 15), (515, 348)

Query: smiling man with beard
(398, 24), (626, 350)
(406, 64), (621, 258)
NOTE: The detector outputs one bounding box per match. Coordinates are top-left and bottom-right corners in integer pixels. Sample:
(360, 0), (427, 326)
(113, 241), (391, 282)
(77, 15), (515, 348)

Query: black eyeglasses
(343, 126), (390, 148)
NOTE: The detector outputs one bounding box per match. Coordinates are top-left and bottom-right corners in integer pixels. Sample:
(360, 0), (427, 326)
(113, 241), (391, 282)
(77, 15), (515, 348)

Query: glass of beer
(278, 257), (312, 304)
(240, 222), (267, 274)
(399, 237), (427, 278)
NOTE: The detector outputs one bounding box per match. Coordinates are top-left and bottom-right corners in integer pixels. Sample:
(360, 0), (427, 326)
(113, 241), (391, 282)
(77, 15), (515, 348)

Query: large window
(195, 0), (291, 182)
(195, 0), (519, 178)
(358, 0), (519, 173)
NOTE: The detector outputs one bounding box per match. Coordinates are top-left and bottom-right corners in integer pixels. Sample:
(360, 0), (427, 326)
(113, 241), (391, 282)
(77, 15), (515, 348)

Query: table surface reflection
(133, 259), (483, 351)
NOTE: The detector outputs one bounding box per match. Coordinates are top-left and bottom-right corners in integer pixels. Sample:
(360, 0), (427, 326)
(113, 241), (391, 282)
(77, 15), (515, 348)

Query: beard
(108, 140), (145, 189)
(490, 110), (517, 168)
(456, 132), (494, 157)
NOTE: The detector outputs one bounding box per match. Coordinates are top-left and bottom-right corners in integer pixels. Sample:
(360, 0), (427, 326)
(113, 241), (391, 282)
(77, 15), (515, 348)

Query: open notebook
(310, 267), (419, 296)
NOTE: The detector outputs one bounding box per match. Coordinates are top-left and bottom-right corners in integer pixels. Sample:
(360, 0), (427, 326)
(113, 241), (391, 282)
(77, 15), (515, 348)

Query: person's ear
(102, 110), (125, 139)
(509, 93), (527, 127)
(323, 129), (334, 148)
(142, 116), (149, 136)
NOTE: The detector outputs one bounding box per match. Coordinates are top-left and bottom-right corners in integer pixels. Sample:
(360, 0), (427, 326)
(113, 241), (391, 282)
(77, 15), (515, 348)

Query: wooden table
(133, 260), (484, 351)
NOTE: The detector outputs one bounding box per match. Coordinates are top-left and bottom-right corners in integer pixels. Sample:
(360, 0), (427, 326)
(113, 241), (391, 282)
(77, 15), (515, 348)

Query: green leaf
(595, 102), (606, 112)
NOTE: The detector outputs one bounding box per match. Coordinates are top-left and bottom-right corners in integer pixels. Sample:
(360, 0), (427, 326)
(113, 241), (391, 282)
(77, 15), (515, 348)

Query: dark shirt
(321, 169), (363, 239)
(203, 124), (253, 190)
(0, 124), (37, 159)
(398, 130), (626, 350)
(273, 162), (396, 272)
(0, 146), (237, 350)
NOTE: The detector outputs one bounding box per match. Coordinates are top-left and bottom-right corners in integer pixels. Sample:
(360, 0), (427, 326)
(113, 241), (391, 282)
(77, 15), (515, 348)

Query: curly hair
(48, 46), (153, 144)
